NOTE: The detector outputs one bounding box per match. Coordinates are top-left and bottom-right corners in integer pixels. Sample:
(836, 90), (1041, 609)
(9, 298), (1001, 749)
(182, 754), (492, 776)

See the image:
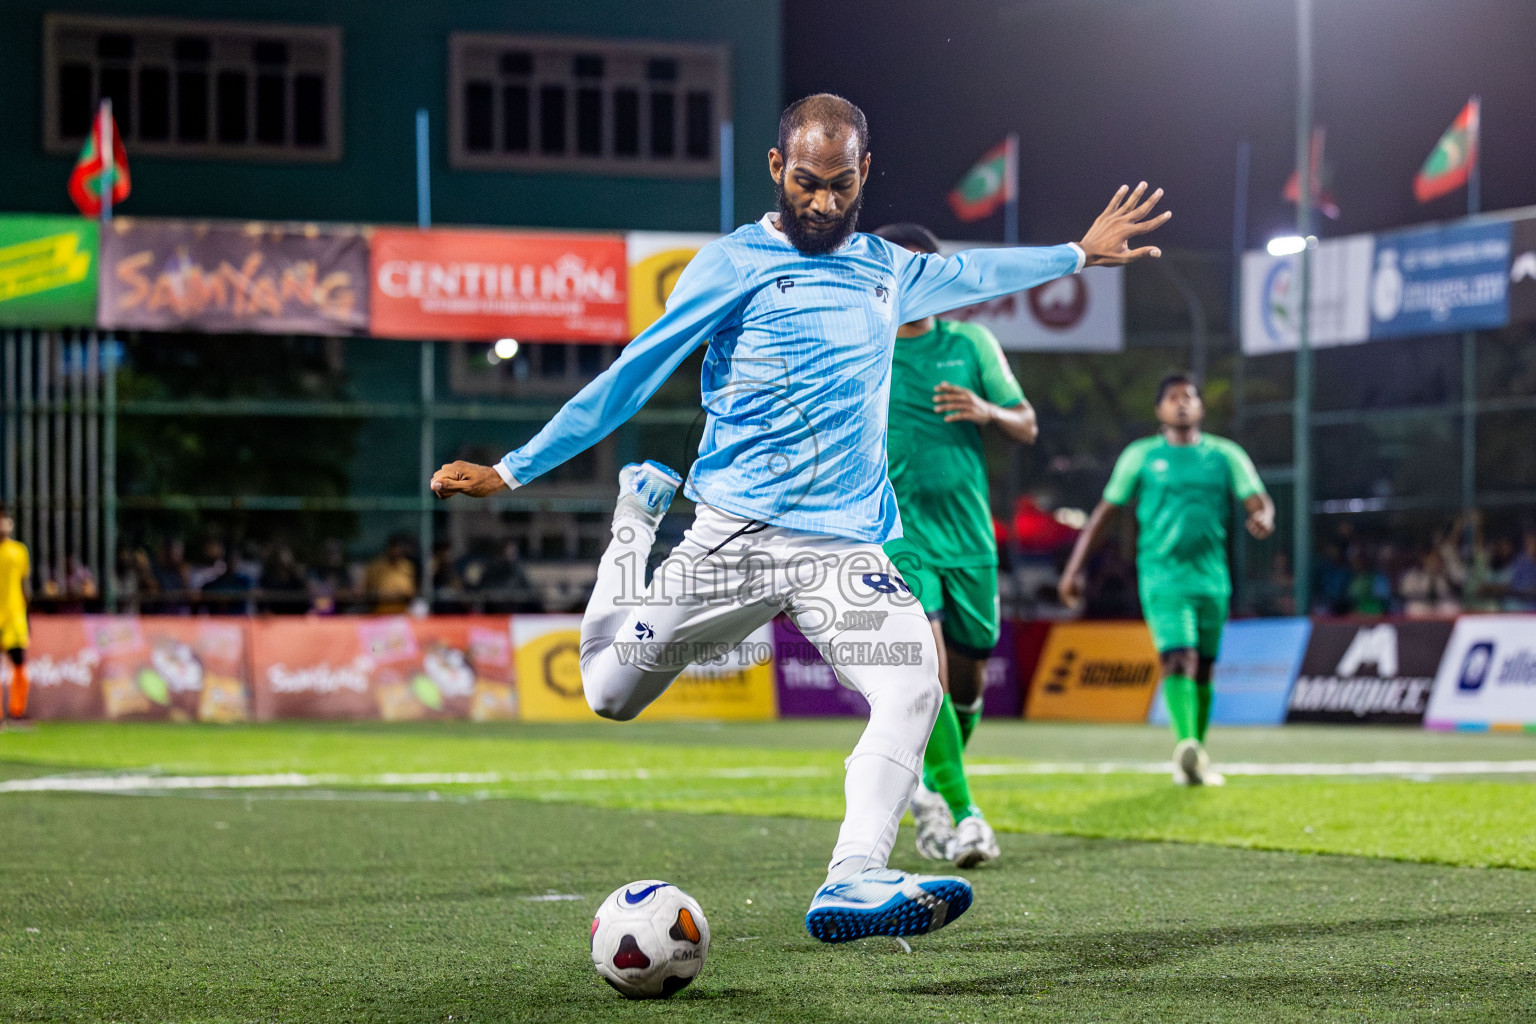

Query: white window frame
(42, 12), (344, 162)
(448, 32), (730, 178)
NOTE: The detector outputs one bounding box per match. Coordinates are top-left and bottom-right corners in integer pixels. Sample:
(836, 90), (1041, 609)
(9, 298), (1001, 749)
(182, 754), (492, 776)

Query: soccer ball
(590, 880), (710, 999)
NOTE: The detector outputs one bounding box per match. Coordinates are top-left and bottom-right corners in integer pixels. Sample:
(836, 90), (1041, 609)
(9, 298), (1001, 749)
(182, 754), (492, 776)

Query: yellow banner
(625, 232), (717, 337)
(514, 616), (777, 722)
(1025, 622), (1160, 722)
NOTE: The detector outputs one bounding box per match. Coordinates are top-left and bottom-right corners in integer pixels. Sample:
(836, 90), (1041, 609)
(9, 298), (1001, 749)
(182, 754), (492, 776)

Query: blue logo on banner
(1369, 221), (1511, 339)
(1149, 618), (1311, 727)
(1458, 641), (1495, 692)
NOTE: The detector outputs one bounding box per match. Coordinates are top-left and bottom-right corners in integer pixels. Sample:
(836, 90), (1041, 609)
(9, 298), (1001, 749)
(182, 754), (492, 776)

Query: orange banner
(369, 228), (628, 342)
(1025, 622), (1161, 722)
(249, 616), (514, 721)
(20, 616), (251, 721)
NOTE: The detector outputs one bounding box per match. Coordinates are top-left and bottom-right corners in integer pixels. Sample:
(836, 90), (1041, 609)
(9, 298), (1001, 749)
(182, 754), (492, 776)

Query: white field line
(2, 759), (1536, 795)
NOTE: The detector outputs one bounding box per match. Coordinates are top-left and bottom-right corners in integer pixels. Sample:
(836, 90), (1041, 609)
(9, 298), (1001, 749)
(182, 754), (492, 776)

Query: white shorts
(581, 505), (934, 719)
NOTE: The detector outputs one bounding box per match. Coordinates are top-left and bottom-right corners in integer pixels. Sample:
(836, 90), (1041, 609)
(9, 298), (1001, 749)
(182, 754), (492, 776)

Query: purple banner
(98, 217), (369, 336)
(772, 617), (870, 717)
(772, 616), (1024, 718)
(982, 619), (1024, 718)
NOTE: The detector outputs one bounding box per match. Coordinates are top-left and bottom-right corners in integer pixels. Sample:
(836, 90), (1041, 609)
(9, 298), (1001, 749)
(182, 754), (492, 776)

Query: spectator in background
(260, 544), (309, 614)
(1399, 547), (1460, 618)
(1315, 542), (1351, 615)
(308, 539), (355, 614)
(116, 547), (157, 613)
(188, 539), (228, 592)
(481, 538), (533, 611)
(1250, 552), (1295, 617)
(1506, 527), (1536, 612)
(154, 539), (190, 594)
(1345, 548), (1389, 615)
(364, 535), (417, 614)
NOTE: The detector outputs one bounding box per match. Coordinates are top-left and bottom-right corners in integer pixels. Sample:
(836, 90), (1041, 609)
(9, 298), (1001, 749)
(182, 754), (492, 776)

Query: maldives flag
(1282, 126), (1340, 220)
(67, 103), (131, 217)
(1414, 97), (1479, 203)
(948, 136), (1015, 222)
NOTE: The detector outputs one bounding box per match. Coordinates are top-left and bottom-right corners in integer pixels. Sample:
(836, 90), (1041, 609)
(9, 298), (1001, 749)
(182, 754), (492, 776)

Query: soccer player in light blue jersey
(433, 94), (1169, 944)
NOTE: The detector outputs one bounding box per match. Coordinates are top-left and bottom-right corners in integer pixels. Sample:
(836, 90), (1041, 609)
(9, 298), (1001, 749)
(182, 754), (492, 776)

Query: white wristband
(1066, 242), (1086, 273)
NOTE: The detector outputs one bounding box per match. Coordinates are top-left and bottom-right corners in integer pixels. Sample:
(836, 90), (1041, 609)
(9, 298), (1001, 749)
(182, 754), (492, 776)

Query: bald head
(777, 93), (869, 161)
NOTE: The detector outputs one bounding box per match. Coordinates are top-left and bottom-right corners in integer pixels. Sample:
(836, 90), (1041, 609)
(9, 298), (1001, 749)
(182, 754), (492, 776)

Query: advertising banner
(15, 616), (251, 721)
(249, 616), (515, 721)
(773, 616), (869, 717)
(937, 241), (1123, 351)
(772, 616), (1023, 718)
(1241, 235), (1374, 354)
(1285, 620), (1453, 724)
(1149, 617), (1310, 727)
(1011, 620), (1052, 717)
(626, 231), (718, 337)
(370, 228), (628, 342)
(1368, 220), (1511, 339)
(0, 215), (99, 327)
(1507, 216), (1536, 326)
(515, 615), (777, 722)
(1024, 621), (1160, 722)
(1424, 615), (1536, 731)
(98, 218), (369, 335)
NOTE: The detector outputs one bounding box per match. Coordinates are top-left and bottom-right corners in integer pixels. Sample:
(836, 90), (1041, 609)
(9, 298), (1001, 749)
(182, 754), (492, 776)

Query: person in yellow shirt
(0, 507), (30, 720)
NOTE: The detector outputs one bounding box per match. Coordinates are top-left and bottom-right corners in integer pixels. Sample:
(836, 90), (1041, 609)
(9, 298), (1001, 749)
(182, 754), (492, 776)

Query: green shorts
(886, 550), (1000, 658)
(1142, 591), (1229, 659)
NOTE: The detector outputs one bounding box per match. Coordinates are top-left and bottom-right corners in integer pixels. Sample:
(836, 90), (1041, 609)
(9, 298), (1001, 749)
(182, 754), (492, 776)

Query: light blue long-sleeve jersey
(499, 213), (1082, 543)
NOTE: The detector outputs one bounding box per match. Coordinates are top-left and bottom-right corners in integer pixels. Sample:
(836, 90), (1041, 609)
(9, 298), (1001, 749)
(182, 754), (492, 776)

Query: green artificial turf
(0, 720), (1532, 1021)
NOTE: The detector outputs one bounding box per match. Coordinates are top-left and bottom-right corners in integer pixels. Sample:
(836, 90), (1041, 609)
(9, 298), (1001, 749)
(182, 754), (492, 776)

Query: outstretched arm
(892, 182), (1170, 322)
(1058, 501), (1119, 609)
(432, 244), (742, 499)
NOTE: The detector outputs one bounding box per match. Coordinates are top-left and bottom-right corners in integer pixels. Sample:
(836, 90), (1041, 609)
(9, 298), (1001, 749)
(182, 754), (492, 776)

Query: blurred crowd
(103, 534), (543, 615)
(1307, 514), (1536, 618)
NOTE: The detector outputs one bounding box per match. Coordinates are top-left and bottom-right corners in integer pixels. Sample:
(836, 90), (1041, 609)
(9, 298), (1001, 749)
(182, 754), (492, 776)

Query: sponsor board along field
(0, 718), (1532, 1023)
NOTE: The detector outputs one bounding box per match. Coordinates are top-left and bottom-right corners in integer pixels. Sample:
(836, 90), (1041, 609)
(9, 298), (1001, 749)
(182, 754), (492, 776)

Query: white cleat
(910, 783), (957, 861)
(951, 814), (1001, 869)
(614, 460), (682, 529)
(1173, 739), (1216, 786)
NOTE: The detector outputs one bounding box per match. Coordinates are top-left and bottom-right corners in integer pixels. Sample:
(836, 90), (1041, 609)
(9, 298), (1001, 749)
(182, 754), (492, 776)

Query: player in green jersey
(1059, 373), (1274, 785)
(874, 223), (1042, 866)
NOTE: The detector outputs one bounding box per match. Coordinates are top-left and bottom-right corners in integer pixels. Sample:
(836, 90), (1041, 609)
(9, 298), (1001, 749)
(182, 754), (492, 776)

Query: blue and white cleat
(614, 460), (682, 528)
(804, 868), (973, 944)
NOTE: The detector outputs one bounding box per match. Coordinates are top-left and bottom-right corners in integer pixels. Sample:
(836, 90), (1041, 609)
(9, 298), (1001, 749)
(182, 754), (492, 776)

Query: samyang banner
(16, 616), (251, 722)
(371, 228), (628, 342)
(98, 218), (369, 335)
(249, 616), (515, 721)
(1285, 620), (1454, 725)
(0, 215), (99, 327)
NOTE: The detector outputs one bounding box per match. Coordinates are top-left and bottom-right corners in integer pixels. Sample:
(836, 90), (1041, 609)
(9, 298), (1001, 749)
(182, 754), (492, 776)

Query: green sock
(1162, 675), (1199, 743)
(953, 696), (983, 750)
(921, 695), (976, 822)
(1195, 682), (1214, 743)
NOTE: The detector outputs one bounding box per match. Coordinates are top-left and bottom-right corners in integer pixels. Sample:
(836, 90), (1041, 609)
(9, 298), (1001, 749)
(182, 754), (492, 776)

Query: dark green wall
(0, 0), (780, 232)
